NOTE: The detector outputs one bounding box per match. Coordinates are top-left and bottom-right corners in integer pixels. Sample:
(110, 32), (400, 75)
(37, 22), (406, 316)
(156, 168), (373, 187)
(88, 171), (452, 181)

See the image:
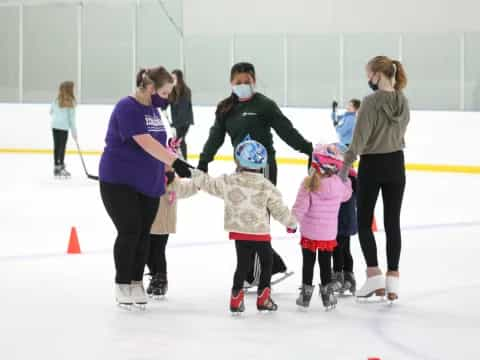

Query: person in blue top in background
(50, 81), (77, 179)
(331, 99), (361, 153)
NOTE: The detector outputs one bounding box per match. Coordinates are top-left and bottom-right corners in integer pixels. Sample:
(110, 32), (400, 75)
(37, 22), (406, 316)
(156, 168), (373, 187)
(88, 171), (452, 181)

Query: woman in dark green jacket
(198, 62), (313, 284)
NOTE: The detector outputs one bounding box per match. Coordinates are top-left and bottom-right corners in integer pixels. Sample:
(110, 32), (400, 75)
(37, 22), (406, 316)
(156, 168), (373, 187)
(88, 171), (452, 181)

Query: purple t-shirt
(99, 96), (167, 198)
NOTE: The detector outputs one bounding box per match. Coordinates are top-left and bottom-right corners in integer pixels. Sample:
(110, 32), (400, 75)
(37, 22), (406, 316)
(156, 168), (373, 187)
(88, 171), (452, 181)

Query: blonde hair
(367, 56), (407, 91)
(57, 81), (76, 108)
(303, 172), (321, 192)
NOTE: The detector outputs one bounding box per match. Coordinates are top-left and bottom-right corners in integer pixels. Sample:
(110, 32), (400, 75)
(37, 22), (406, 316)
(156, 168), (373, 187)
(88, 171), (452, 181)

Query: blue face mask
(151, 93), (169, 110)
(232, 84), (254, 99)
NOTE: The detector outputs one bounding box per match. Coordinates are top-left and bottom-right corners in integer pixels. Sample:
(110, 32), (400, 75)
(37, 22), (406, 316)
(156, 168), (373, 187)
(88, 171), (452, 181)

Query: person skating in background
(331, 99), (361, 153)
(331, 167), (358, 296)
(198, 62), (313, 288)
(146, 138), (198, 298)
(293, 144), (352, 310)
(50, 81), (77, 179)
(169, 70), (194, 160)
(192, 137), (297, 314)
(339, 56), (410, 303)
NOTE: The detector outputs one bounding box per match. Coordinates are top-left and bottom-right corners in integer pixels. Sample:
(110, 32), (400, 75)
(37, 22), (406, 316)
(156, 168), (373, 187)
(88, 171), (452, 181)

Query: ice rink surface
(1, 153), (480, 360)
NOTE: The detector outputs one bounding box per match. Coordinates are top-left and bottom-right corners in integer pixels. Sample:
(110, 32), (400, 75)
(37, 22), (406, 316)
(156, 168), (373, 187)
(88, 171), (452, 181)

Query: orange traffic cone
(67, 226), (81, 254)
(372, 217), (378, 232)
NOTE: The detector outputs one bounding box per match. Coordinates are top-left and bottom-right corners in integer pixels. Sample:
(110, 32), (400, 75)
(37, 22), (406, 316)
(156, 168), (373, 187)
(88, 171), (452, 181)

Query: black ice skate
(319, 283), (338, 311)
(341, 271), (356, 296)
(296, 284), (314, 308)
(147, 273), (168, 298)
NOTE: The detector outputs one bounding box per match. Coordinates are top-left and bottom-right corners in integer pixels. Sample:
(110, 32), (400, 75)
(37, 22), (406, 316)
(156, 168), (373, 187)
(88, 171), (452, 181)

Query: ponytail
(136, 66), (173, 90)
(368, 56), (408, 91)
(215, 93), (239, 119)
(392, 60), (407, 90)
(303, 172), (321, 192)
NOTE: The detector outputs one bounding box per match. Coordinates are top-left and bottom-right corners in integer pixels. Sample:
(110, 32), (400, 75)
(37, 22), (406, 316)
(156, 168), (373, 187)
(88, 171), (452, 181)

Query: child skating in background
(331, 99), (361, 153)
(146, 138), (198, 297)
(331, 100), (360, 295)
(192, 136), (297, 314)
(293, 144), (352, 310)
(331, 171), (358, 295)
(50, 81), (77, 179)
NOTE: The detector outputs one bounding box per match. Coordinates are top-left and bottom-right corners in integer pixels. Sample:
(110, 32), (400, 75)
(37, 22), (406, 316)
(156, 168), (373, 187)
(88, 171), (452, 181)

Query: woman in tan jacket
(340, 56), (410, 303)
(146, 170), (198, 297)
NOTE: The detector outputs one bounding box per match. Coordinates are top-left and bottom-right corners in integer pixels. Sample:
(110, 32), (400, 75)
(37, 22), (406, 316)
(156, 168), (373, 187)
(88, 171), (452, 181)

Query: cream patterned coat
(191, 169), (297, 236)
(150, 178), (198, 235)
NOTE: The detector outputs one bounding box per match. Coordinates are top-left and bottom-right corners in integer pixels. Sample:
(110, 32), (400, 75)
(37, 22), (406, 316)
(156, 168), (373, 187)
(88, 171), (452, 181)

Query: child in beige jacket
(146, 168), (198, 298)
(191, 137), (297, 314)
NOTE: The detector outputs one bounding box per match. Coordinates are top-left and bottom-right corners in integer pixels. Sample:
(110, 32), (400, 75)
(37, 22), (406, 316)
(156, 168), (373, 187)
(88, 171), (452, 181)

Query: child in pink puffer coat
(293, 144), (352, 310)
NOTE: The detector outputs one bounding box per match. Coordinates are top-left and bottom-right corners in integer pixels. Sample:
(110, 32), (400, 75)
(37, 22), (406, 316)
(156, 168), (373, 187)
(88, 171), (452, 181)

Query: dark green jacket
(199, 93), (312, 163)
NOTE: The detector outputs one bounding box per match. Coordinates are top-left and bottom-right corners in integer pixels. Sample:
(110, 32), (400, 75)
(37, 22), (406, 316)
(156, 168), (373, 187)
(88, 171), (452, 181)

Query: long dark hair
(216, 62), (256, 119)
(169, 69), (191, 103)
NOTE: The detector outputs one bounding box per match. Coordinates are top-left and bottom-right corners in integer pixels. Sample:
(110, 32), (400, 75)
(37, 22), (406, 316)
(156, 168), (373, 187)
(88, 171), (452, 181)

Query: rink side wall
(0, 103), (479, 173)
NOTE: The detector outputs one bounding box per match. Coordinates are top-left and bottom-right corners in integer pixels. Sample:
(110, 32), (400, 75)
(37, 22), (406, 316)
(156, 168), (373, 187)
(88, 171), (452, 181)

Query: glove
(197, 160), (209, 173)
(165, 171), (175, 185)
(172, 159), (193, 178)
(338, 165), (349, 183)
(287, 226), (297, 234)
(332, 100), (338, 111)
(307, 154), (312, 171)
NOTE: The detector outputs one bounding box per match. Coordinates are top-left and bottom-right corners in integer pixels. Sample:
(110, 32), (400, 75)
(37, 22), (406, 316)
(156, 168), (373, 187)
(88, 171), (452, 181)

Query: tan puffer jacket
(191, 169), (297, 237)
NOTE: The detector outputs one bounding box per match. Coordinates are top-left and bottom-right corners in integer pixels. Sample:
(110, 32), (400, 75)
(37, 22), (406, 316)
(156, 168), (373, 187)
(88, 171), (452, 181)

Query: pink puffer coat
(293, 175), (352, 241)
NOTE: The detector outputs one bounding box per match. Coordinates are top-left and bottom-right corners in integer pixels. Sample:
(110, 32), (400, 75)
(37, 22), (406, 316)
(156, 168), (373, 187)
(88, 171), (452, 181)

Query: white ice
(1, 153), (479, 360)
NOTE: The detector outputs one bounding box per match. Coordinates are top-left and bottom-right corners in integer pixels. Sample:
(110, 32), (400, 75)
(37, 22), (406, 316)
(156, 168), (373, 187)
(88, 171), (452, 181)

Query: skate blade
(257, 307), (278, 314)
(324, 302), (337, 311)
(117, 303), (133, 311)
(152, 295), (167, 300)
(356, 295), (386, 304)
(133, 303), (147, 311)
(230, 311), (244, 317)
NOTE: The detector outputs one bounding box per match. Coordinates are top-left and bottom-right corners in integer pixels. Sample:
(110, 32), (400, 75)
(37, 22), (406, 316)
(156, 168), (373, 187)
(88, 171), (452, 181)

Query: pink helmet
(312, 143), (357, 177)
(311, 144), (344, 175)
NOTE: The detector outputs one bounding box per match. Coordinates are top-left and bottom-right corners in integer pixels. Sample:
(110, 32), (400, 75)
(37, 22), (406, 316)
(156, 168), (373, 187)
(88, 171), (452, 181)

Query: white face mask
(232, 84), (254, 99)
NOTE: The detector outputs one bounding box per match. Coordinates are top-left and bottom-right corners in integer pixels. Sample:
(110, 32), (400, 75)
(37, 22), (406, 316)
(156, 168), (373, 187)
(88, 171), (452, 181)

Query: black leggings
(246, 159), (284, 279)
(175, 126), (189, 160)
(100, 182), (160, 284)
(333, 235), (353, 273)
(52, 129), (68, 166)
(302, 248), (332, 286)
(233, 241), (273, 293)
(357, 151), (405, 272)
(147, 234), (169, 275)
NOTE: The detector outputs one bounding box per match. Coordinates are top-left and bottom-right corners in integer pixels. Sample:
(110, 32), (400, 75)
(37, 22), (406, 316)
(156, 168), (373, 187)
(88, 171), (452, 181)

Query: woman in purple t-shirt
(99, 66), (192, 309)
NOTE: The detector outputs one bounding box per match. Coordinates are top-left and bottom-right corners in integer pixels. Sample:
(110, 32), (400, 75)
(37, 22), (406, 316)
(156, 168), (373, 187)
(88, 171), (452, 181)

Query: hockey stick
(74, 138), (99, 181)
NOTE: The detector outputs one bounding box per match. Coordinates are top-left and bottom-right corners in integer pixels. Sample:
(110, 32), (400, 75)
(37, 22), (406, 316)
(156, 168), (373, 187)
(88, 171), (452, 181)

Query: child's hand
(287, 226), (297, 234)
